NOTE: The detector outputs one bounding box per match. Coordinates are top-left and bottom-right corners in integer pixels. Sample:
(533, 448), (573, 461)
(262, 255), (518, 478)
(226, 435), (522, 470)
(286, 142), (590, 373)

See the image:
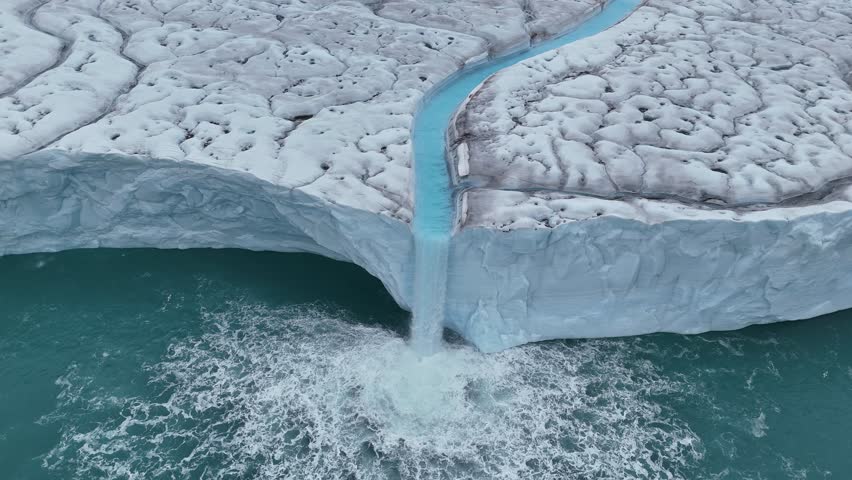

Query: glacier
(2, 0), (852, 352)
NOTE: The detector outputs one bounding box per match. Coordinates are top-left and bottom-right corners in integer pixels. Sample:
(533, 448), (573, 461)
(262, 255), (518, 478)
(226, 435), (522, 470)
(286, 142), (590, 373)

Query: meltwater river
(410, 0), (643, 354)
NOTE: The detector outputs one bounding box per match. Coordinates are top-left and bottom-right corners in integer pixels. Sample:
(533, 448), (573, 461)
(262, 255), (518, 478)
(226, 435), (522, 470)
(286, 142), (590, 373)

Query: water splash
(41, 304), (701, 479)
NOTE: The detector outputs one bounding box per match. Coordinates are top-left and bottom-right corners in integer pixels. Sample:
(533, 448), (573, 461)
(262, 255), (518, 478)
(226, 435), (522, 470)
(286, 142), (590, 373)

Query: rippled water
(1, 249), (850, 479)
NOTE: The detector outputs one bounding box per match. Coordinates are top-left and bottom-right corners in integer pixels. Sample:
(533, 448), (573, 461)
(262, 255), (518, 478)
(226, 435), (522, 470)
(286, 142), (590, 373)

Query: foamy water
(41, 304), (701, 479)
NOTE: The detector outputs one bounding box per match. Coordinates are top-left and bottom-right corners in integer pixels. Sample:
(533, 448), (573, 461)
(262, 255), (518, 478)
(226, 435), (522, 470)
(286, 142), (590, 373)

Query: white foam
(749, 412), (768, 438)
(42, 303), (702, 479)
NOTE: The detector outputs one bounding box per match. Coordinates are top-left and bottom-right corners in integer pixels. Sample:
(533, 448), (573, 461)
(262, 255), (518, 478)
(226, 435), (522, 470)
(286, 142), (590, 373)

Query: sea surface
(1, 249), (850, 479)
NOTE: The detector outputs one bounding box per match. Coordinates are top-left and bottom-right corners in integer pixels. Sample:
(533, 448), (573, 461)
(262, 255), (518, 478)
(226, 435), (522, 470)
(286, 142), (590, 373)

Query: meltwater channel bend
(410, 0), (644, 354)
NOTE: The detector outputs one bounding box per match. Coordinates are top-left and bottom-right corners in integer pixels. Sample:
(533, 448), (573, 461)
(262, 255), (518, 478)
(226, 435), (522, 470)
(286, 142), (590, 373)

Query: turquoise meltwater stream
(410, 0), (644, 354)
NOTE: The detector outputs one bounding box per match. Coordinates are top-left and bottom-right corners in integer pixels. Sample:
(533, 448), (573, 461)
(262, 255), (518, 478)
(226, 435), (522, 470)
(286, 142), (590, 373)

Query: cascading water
(409, 0), (643, 355)
(410, 82), (457, 354)
(411, 229), (451, 354)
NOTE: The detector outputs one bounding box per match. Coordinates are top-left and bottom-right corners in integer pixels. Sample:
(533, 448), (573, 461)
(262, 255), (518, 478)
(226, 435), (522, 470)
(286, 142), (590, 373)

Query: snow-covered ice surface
(453, 0), (852, 213)
(447, 194), (852, 351)
(377, 0), (609, 53)
(445, 0), (852, 351)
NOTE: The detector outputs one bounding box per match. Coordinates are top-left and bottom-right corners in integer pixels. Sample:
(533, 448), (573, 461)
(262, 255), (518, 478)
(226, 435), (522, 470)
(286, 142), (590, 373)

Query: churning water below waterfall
(1, 249), (851, 479)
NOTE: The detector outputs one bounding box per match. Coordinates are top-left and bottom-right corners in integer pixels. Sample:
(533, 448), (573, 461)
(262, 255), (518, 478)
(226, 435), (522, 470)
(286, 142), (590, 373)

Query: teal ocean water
(1, 248), (850, 479)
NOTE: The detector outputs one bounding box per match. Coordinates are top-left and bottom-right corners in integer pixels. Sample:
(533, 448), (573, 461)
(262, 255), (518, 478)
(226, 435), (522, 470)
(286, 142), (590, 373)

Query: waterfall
(410, 108), (455, 354)
(410, 97), (456, 354)
(408, 0), (644, 355)
(410, 229), (450, 355)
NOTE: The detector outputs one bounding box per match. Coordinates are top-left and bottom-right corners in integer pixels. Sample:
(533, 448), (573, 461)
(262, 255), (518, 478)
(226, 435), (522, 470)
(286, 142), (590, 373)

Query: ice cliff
(447, 0), (852, 350)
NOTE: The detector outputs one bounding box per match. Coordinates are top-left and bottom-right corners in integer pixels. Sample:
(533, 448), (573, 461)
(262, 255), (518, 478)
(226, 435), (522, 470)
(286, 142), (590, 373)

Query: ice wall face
(448, 192), (852, 351)
(0, 151), (415, 308)
(444, 0), (852, 350)
(375, 0), (608, 53)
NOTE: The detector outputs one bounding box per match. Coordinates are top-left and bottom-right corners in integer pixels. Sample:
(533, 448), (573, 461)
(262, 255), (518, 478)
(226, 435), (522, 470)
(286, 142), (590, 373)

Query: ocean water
(1, 248), (850, 479)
